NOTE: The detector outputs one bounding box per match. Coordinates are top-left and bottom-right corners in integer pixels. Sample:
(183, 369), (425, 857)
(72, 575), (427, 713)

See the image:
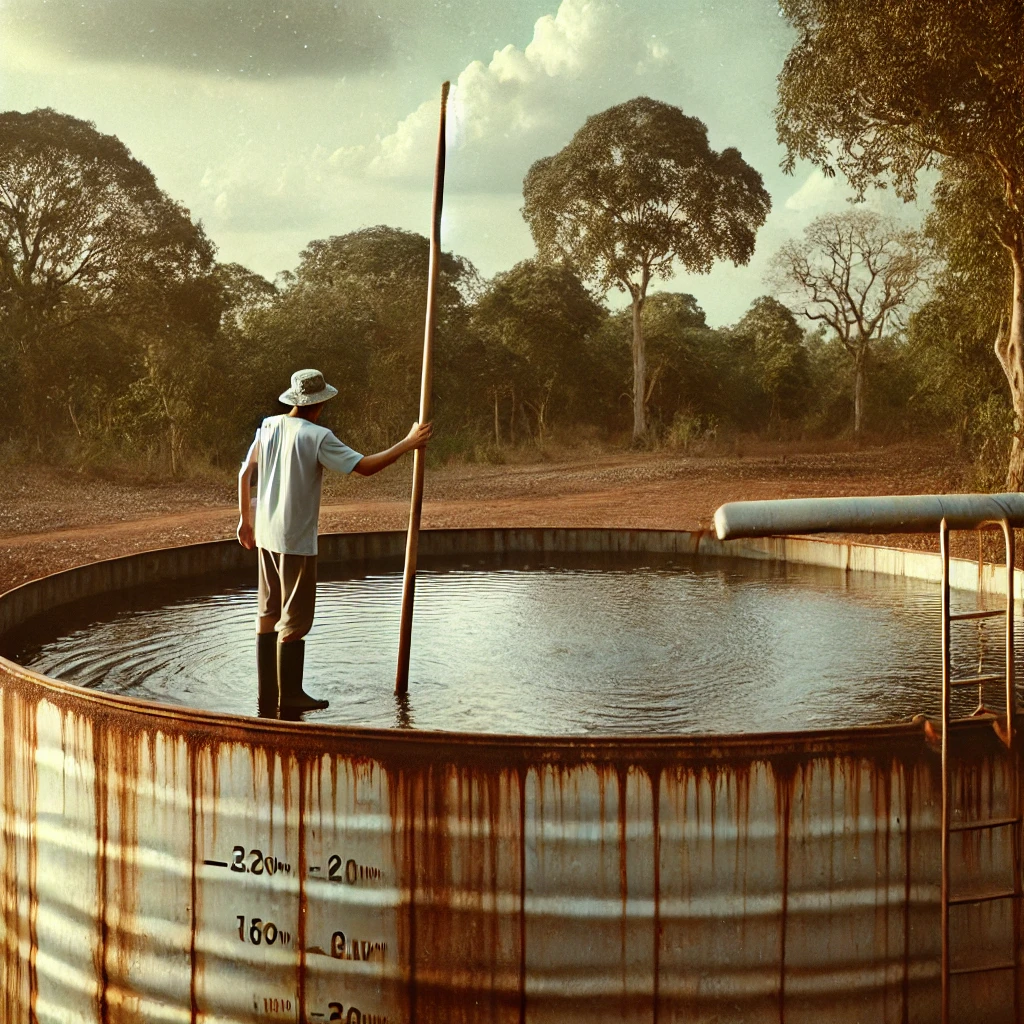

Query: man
(237, 368), (432, 715)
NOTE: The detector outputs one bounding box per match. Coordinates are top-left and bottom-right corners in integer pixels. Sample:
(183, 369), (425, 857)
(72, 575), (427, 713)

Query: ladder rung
(949, 960), (1017, 977)
(949, 815), (1021, 833)
(950, 609), (1006, 621)
(948, 888), (1018, 906)
(949, 674), (1005, 688)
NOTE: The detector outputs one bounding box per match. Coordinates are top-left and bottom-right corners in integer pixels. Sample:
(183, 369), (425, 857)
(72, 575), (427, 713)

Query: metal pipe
(396, 81), (450, 695)
(714, 492), (1024, 540)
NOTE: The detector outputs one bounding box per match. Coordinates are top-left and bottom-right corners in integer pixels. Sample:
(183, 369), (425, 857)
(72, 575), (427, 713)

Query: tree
(732, 296), (810, 426)
(244, 227), (479, 451)
(774, 0), (1024, 483)
(522, 96), (771, 442)
(769, 211), (932, 436)
(639, 293), (709, 424)
(601, 293), (711, 431)
(472, 260), (605, 442)
(0, 107), (214, 433)
(906, 171), (1014, 483)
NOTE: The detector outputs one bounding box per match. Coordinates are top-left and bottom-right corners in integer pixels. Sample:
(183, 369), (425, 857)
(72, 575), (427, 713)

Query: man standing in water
(237, 368), (432, 715)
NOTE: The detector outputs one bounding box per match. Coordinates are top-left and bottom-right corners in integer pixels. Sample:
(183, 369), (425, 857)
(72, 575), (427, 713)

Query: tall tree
(905, 170), (1014, 481)
(522, 96), (771, 442)
(774, 0), (1024, 483)
(245, 226), (478, 450)
(472, 260), (605, 441)
(0, 107), (213, 433)
(616, 293), (711, 431)
(769, 211), (931, 436)
(733, 296), (811, 426)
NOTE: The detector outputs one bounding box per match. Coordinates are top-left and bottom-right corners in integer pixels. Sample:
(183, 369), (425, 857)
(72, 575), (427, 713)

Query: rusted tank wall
(1, 530), (1021, 1023)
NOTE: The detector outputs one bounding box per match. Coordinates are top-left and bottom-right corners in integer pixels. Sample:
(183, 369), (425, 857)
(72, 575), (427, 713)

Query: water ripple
(6, 552), (1021, 735)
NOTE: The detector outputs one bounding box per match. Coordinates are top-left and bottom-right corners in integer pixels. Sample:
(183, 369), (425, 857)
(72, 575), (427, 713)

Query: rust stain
(2, 686), (41, 1023)
(873, 756), (894, 1021)
(901, 764), (914, 1024)
(188, 743), (201, 1024)
(25, 694), (39, 1024)
(185, 736), (225, 1024)
(1012, 741), (1022, 1024)
(296, 755), (309, 1024)
(93, 718), (111, 1024)
(2, 692), (16, 1023)
(3, 656), (1024, 1022)
(112, 726), (143, 1022)
(516, 765), (527, 1024)
(649, 763), (662, 1024)
(773, 761), (796, 1024)
(731, 763), (753, 945)
(616, 764), (629, 1002)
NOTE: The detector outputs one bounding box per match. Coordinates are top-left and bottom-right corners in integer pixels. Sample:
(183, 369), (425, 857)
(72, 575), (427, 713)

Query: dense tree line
(0, 93), (1017, 484)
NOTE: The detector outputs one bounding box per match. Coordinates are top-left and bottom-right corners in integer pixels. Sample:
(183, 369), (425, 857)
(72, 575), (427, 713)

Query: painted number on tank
(326, 854), (382, 884)
(330, 931), (387, 962)
(237, 916), (291, 947)
(327, 1004), (387, 1024)
(230, 846), (292, 875)
(261, 996), (293, 1015)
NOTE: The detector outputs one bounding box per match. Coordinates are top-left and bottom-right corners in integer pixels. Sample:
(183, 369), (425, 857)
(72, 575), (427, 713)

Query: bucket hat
(279, 368), (338, 406)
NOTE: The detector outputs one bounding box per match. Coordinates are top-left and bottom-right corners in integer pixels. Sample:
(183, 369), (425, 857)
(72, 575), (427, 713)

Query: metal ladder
(939, 517), (1021, 1023)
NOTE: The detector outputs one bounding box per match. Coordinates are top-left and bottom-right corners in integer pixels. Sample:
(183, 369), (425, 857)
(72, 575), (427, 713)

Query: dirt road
(0, 442), (958, 593)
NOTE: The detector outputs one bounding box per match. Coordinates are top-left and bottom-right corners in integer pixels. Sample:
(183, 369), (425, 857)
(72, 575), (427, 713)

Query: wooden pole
(396, 80), (449, 695)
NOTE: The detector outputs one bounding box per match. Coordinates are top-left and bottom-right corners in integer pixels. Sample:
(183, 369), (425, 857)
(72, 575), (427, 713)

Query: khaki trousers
(257, 548), (317, 638)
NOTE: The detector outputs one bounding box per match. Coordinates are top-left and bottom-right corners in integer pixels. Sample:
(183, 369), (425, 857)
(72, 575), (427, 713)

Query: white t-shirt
(247, 415), (363, 556)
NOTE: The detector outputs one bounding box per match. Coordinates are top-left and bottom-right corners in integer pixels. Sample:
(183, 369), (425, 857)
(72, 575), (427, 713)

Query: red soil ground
(3, 440), (989, 596)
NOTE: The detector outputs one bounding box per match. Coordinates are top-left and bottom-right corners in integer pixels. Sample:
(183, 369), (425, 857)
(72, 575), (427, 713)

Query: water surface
(5, 551), (1018, 734)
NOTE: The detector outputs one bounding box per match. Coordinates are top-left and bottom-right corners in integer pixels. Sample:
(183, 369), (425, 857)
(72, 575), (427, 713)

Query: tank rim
(0, 525), (991, 753)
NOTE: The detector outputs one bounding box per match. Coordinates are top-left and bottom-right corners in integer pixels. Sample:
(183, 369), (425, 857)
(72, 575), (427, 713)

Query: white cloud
(330, 0), (678, 192)
(198, 146), (339, 233)
(784, 170), (844, 212)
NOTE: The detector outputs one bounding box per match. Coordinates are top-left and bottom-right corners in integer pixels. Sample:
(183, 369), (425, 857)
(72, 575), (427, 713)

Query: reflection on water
(4, 551), (1020, 735)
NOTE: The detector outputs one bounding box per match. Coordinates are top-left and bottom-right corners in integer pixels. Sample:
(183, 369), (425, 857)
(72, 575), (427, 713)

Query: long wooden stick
(396, 81), (450, 695)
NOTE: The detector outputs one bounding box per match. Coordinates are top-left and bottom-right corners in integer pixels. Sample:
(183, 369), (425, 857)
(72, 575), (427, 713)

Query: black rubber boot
(256, 631), (279, 717)
(278, 639), (329, 713)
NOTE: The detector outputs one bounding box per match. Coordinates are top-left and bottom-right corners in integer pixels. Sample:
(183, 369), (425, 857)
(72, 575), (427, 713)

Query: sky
(0, 0), (932, 327)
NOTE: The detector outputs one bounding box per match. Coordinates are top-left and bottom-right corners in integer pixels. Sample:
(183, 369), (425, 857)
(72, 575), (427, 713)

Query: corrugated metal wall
(1, 531), (1021, 1022)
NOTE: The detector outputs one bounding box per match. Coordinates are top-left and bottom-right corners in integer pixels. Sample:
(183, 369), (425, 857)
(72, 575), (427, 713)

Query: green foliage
(594, 293), (785, 438)
(769, 211), (933, 435)
(906, 278), (1011, 487)
(0, 107), (218, 465)
(522, 96), (771, 439)
(523, 97), (771, 295)
(471, 259), (606, 441)
(14, 99), (1020, 480)
(731, 296), (810, 427)
(664, 410), (719, 453)
(775, 0), (1024, 482)
(242, 226), (481, 454)
(901, 155), (1013, 485)
(775, 0), (1022, 211)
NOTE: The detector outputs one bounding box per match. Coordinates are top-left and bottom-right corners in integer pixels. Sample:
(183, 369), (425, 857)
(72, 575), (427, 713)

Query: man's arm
(237, 437), (258, 550)
(352, 421), (433, 476)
